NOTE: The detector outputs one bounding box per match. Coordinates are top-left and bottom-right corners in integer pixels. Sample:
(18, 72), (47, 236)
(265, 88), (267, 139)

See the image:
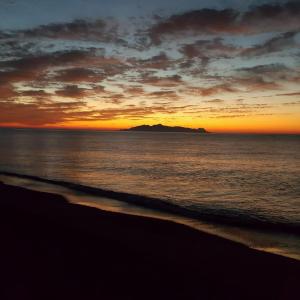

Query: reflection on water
(0, 128), (299, 258)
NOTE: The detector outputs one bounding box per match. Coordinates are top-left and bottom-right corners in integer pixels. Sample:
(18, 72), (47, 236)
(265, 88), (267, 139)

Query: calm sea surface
(0, 128), (299, 258)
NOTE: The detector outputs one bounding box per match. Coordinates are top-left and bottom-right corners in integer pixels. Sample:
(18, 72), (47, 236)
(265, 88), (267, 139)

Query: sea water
(0, 128), (299, 259)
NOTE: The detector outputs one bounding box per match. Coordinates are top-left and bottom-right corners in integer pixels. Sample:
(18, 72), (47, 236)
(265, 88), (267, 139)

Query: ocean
(0, 128), (299, 259)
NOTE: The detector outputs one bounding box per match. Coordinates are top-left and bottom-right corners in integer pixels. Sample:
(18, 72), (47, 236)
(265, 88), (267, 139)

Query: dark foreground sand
(0, 182), (299, 300)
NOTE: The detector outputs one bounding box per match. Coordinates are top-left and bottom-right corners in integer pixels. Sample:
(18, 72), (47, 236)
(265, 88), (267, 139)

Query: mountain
(123, 124), (208, 133)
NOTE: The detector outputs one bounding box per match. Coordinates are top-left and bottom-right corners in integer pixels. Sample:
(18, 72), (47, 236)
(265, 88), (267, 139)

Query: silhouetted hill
(124, 124), (208, 133)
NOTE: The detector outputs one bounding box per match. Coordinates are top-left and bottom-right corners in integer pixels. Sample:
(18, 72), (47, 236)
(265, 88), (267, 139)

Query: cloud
(124, 86), (145, 96)
(147, 90), (179, 100)
(101, 93), (126, 105)
(0, 49), (97, 84)
(130, 52), (172, 70)
(185, 102), (275, 119)
(282, 101), (300, 105)
(211, 114), (247, 119)
(183, 74), (281, 97)
(0, 83), (16, 99)
(138, 74), (184, 87)
(52, 68), (103, 83)
(149, 8), (239, 44)
(0, 39), (37, 59)
(237, 64), (290, 75)
(0, 31), (11, 39)
(17, 89), (51, 97)
(0, 48), (127, 94)
(1, 49), (91, 69)
(241, 32), (298, 57)
(4, 19), (122, 43)
(203, 99), (225, 104)
(0, 99), (92, 126)
(93, 104), (196, 121)
(180, 38), (238, 59)
(276, 92), (300, 96)
(232, 77), (281, 91)
(191, 84), (238, 96)
(55, 85), (90, 98)
(178, 38), (240, 69)
(240, 2), (300, 33)
(149, 2), (300, 44)
(234, 64), (294, 88)
(0, 3), (299, 127)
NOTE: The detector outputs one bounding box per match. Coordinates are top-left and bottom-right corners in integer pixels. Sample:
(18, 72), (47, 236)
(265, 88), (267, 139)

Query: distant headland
(123, 124), (208, 133)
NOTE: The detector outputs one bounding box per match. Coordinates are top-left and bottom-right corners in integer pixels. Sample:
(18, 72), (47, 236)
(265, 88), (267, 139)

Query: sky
(0, 0), (300, 133)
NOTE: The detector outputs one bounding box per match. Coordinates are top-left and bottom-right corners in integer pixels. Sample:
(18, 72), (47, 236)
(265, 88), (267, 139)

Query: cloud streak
(149, 2), (300, 44)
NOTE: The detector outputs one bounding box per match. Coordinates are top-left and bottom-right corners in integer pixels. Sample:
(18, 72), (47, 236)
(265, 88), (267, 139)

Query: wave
(1, 170), (299, 235)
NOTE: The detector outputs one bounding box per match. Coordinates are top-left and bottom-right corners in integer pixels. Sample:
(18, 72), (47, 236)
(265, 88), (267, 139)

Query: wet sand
(0, 182), (299, 300)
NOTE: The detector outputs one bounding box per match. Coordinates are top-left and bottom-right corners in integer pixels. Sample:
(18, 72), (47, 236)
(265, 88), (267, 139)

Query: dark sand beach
(0, 182), (299, 300)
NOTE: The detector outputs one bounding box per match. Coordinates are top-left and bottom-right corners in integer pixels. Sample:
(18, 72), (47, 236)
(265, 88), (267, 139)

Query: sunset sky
(0, 0), (300, 133)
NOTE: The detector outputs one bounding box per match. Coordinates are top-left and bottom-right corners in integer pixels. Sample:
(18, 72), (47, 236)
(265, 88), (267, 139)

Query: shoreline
(0, 182), (299, 299)
(1, 171), (300, 261)
(1, 171), (299, 235)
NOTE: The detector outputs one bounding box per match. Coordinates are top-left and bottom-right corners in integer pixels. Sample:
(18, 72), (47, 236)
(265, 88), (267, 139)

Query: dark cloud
(102, 93), (126, 105)
(149, 9), (239, 44)
(1, 49), (91, 69)
(234, 64), (297, 90)
(147, 90), (178, 99)
(130, 52), (172, 70)
(0, 39), (37, 59)
(282, 101), (300, 105)
(0, 49), (96, 84)
(138, 74), (184, 87)
(237, 64), (289, 75)
(241, 2), (300, 33)
(183, 74), (280, 97)
(211, 114), (247, 119)
(180, 38), (238, 60)
(52, 68), (103, 83)
(0, 83), (16, 99)
(0, 99), (91, 125)
(178, 38), (240, 70)
(203, 99), (225, 104)
(149, 2), (300, 44)
(55, 85), (88, 98)
(17, 89), (51, 97)
(4, 19), (122, 43)
(276, 92), (300, 96)
(124, 86), (145, 96)
(0, 31), (11, 39)
(196, 84), (238, 97)
(241, 32), (298, 57)
(0, 48), (127, 92)
(232, 77), (281, 91)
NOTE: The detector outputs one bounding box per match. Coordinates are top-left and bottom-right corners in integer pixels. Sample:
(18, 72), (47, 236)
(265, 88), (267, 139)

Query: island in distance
(123, 124), (208, 133)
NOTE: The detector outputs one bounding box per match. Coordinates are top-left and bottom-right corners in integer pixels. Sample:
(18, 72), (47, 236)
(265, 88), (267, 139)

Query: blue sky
(0, 0), (291, 29)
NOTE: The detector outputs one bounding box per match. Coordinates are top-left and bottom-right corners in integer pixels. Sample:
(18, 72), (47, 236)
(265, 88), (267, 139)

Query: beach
(0, 181), (299, 300)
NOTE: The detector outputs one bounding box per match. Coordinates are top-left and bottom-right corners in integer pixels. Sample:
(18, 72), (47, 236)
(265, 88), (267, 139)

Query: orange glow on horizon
(1, 113), (299, 134)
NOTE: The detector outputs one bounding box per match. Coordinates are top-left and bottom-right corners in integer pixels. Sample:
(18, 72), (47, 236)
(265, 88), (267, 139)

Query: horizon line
(0, 125), (299, 135)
